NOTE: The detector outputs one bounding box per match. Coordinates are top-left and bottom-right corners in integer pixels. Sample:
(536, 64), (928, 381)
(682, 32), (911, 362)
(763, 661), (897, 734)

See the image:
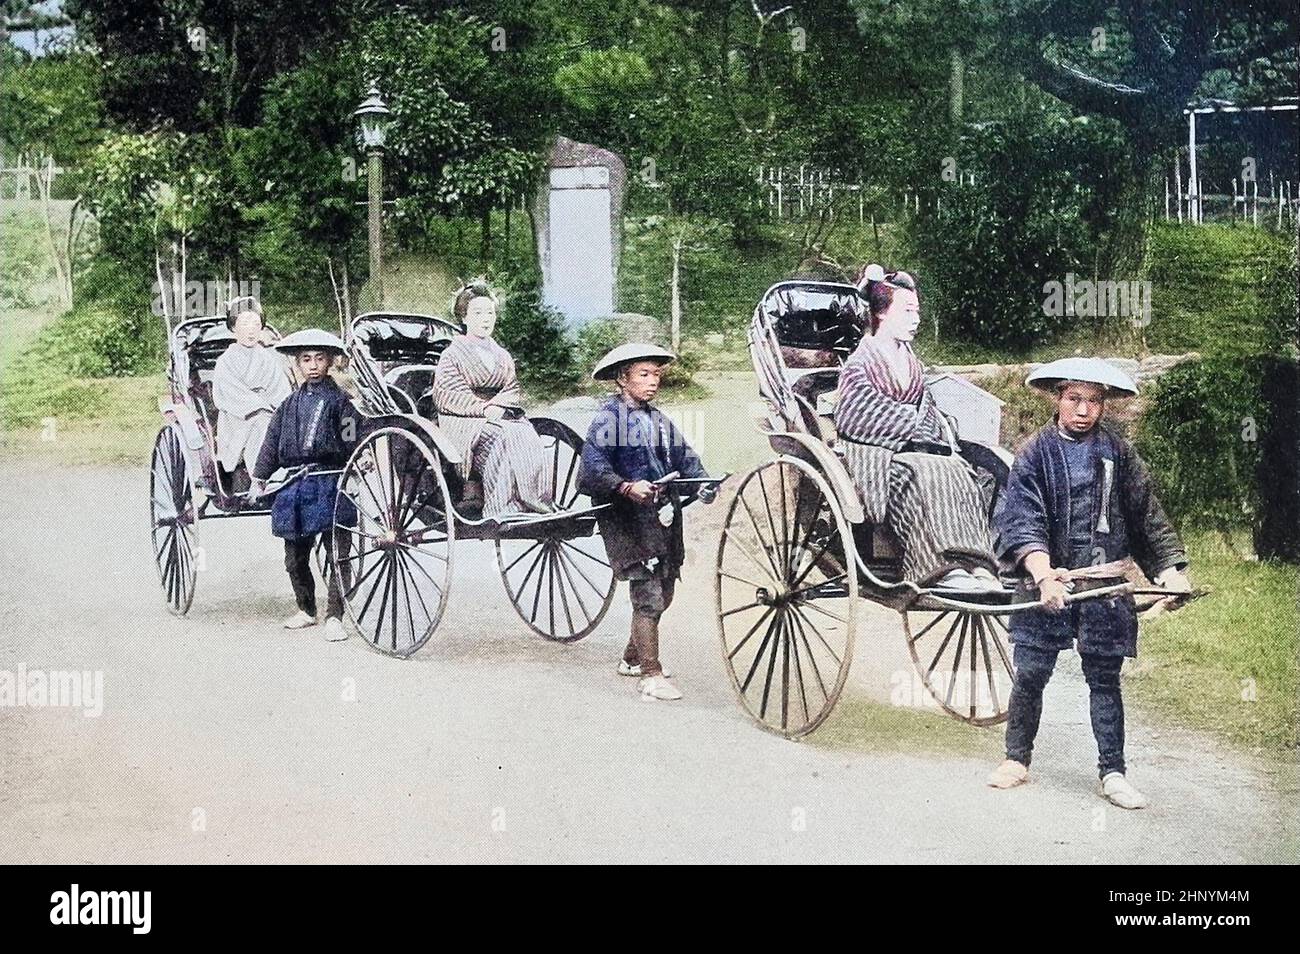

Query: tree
(242, 51), (365, 328)
(67, 0), (361, 287)
(357, 6), (557, 267)
(0, 43), (104, 305)
(997, 0), (1297, 274)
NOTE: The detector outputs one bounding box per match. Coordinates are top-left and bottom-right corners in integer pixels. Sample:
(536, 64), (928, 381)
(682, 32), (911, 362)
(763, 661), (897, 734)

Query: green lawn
(1127, 532), (1299, 756)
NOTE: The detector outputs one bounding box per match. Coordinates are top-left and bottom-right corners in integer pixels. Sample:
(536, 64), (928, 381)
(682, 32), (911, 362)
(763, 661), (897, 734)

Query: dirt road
(1, 455), (1295, 864)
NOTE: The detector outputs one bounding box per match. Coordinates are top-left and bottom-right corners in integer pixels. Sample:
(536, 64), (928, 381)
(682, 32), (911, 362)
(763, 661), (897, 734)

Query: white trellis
(1180, 98), (1299, 227)
(756, 164), (873, 221)
(0, 153), (63, 199)
(756, 165), (977, 221)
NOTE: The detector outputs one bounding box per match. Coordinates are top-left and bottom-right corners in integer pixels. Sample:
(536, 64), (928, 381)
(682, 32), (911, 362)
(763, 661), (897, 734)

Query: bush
(33, 298), (162, 378)
(493, 277), (579, 391)
(907, 111), (1127, 349)
(1146, 222), (1297, 357)
(1135, 357), (1292, 541)
(47, 259), (165, 376)
(574, 317), (700, 391)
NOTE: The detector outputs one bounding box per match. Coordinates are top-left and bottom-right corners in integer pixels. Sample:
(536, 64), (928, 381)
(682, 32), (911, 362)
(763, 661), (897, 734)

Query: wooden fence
(0, 154), (65, 200)
(1166, 171), (1299, 229)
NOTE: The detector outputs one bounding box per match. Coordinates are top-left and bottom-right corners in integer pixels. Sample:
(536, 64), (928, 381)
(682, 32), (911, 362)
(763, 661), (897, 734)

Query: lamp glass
(359, 112), (387, 149)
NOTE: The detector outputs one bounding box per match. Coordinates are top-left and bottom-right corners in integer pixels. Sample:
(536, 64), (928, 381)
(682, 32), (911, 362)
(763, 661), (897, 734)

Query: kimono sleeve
(834, 361), (916, 451)
(494, 352), (522, 406)
(212, 347), (270, 419)
(1121, 446), (1188, 578)
(252, 401), (287, 480)
(577, 407), (624, 499)
(994, 441), (1053, 569)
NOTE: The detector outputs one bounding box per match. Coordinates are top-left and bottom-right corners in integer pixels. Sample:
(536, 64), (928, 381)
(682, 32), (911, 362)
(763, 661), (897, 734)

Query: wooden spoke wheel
(716, 457), (858, 738)
(149, 426), (198, 616)
(495, 534), (616, 643)
(532, 417), (585, 511)
(903, 606), (1014, 725)
(334, 426), (454, 658)
(495, 421), (615, 641)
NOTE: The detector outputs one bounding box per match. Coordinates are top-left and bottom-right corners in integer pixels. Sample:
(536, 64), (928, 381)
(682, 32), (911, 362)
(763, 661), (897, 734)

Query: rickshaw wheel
(149, 425), (198, 616)
(494, 422), (615, 642)
(334, 426), (454, 658)
(902, 605), (1014, 726)
(716, 456), (858, 739)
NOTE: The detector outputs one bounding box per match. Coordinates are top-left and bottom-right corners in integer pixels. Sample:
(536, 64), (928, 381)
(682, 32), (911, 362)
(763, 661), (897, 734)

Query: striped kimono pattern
(835, 336), (995, 583)
(431, 335), (553, 518)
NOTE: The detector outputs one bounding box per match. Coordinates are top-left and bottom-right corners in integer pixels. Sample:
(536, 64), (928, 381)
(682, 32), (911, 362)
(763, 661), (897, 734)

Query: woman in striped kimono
(431, 283), (554, 518)
(835, 266), (999, 591)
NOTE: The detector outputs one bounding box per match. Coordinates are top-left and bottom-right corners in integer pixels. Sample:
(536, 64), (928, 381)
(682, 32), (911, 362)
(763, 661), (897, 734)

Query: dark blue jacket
(994, 422), (1187, 656)
(253, 378), (360, 539)
(577, 395), (708, 576)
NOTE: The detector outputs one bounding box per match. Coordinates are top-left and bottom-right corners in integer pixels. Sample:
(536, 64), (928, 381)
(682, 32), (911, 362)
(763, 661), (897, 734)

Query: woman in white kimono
(431, 284), (554, 518)
(211, 298), (292, 485)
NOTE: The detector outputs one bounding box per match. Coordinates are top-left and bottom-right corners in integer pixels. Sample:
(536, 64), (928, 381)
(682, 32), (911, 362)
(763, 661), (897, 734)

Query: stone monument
(533, 137), (627, 332)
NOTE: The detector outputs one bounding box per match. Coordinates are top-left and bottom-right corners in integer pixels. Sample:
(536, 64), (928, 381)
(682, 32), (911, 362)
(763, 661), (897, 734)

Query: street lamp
(353, 84), (391, 307)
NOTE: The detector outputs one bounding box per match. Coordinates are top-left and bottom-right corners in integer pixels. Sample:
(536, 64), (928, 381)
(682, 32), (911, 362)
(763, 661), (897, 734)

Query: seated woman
(212, 297), (292, 490)
(431, 282), (554, 518)
(835, 265), (999, 592)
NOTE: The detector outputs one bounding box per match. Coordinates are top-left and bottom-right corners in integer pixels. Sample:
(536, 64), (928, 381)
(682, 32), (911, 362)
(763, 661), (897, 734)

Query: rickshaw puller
(577, 343), (715, 702)
(988, 357), (1190, 809)
(252, 329), (360, 642)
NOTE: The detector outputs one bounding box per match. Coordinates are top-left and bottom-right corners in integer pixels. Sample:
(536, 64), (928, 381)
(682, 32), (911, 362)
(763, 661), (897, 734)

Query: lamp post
(353, 84), (391, 308)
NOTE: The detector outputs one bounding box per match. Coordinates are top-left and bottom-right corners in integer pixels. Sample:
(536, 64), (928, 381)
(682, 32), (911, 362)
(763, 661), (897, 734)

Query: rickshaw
(328, 311), (620, 658)
(149, 314), (305, 615)
(714, 281), (1130, 738)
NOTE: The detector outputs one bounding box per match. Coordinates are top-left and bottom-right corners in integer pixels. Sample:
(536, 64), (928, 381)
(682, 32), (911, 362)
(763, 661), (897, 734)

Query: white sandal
(986, 759), (1029, 789)
(618, 661), (673, 678)
(1101, 772), (1148, 809)
(638, 676), (683, 701)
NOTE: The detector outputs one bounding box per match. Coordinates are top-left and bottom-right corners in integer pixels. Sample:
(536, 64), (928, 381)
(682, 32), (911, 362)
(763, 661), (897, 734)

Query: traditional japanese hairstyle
(854, 263), (918, 332)
(225, 295), (264, 330)
(452, 277), (499, 323)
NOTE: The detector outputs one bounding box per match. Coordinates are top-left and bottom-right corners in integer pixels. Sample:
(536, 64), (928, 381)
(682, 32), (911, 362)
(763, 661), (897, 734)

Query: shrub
(907, 111), (1127, 349)
(1135, 356), (1294, 543)
(34, 297), (163, 378)
(1146, 222), (1297, 357)
(493, 277), (579, 391)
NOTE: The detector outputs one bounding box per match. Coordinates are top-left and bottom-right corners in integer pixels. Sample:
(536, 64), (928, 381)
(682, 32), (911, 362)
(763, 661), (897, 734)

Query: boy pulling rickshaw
(578, 343), (719, 702)
(988, 357), (1192, 809)
(252, 329), (360, 640)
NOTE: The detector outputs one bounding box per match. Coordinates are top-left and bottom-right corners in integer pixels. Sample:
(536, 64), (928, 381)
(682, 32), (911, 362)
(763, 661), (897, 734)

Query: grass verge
(1127, 532), (1299, 758)
(809, 694), (1005, 758)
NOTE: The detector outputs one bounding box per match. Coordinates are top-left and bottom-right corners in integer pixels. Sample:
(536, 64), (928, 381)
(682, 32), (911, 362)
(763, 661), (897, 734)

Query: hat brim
(1027, 377), (1136, 398)
(275, 343), (346, 356)
(592, 356), (674, 381)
